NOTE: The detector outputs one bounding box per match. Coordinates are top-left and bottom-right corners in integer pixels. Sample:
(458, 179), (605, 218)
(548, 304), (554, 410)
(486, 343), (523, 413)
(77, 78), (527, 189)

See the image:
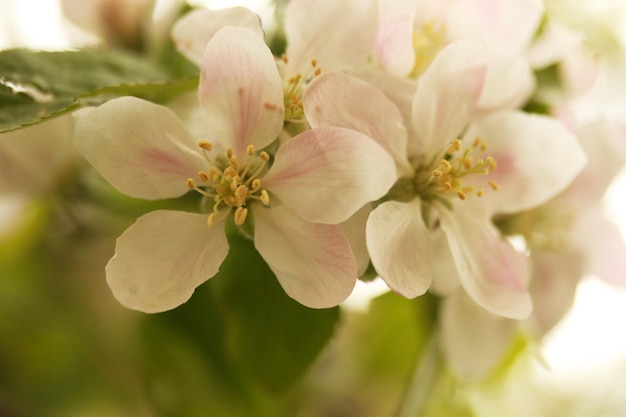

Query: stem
(395, 335), (441, 417)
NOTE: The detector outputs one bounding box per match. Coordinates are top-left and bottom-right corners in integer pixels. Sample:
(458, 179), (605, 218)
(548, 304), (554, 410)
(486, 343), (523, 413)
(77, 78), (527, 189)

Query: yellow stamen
(234, 206), (248, 225)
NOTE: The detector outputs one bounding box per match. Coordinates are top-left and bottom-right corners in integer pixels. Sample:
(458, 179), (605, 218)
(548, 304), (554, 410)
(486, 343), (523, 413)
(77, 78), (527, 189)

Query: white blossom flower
(74, 26), (396, 312)
(307, 37), (586, 319)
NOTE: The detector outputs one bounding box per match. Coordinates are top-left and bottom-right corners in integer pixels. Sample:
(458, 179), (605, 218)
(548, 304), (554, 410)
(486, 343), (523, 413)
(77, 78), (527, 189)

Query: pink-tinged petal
(438, 206), (532, 319)
(556, 119), (626, 207)
(74, 97), (205, 200)
(528, 251), (582, 338)
(446, 0), (543, 55)
(106, 210), (229, 313)
(573, 208), (626, 287)
(353, 67), (420, 155)
(199, 26), (284, 157)
(375, 0), (417, 77)
(366, 199), (432, 298)
(262, 127), (396, 224)
(284, 0), (377, 75)
(339, 203), (373, 277)
(464, 111), (587, 214)
(304, 72), (413, 177)
(172, 7), (264, 66)
(440, 291), (517, 378)
(476, 56), (535, 111)
(412, 38), (487, 156)
(253, 206), (357, 308)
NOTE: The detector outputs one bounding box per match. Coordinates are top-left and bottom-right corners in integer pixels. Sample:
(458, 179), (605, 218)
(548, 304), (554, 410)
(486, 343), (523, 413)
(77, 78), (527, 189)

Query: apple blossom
(306, 37), (586, 320)
(74, 26), (396, 313)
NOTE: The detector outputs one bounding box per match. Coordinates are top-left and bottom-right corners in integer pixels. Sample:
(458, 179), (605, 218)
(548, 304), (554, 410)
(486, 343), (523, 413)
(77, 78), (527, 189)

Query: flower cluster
(65, 0), (626, 376)
(0, 0), (619, 391)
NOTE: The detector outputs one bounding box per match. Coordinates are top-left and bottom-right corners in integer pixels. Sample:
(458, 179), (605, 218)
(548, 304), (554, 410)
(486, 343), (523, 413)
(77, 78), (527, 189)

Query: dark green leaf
(214, 230), (341, 392)
(0, 48), (197, 132)
(0, 48), (170, 96)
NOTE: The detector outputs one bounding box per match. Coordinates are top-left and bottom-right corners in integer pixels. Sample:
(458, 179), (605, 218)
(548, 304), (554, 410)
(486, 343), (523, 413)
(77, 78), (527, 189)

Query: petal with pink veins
(253, 206), (357, 308)
(375, 0), (418, 78)
(438, 206), (532, 319)
(106, 210), (229, 313)
(74, 96), (206, 200)
(366, 199), (432, 298)
(284, 0), (377, 76)
(172, 7), (264, 66)
(411, 38), (488, 156)
(199, 26), (284, 157)
(262, 126), (396, 224)
(304, 72), (413, 177)
(463, 111), (587, 214)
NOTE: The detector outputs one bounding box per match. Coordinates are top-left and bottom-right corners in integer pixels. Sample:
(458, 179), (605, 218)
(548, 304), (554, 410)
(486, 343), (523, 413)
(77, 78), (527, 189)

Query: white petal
(528, 251), (582, 338)
(106, 210), (229, 313)
(374, 0), (417, 77)
(440, 291), (517, 378)
(366, 199), (432, 298)
(477, 56), (535, 111)
(253, 206), (357, 308)
(412, 38), (488, 156)
(304, 72), (413, 177)
(74, 97), (205, 200)
(439, 207), (532, 319)
(339, 203), (373, 277)
(262, 127), (396, 224)
(284, 0), (377, 75)
(172, 7), (264, 66)
(464, 111), (587, 214)
(199, 26), (284, 157)
(446, 0), (543, 56)
(353, 67), (419, 155)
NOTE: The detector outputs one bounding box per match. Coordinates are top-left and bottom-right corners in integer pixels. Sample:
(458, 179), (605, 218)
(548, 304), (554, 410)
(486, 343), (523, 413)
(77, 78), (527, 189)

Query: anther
(234, 206), (248, 225)
(186, 178), (196, 189)
(432, 170), (443, 177)
(251, 178), (261, 191)
(227, 147), (234, 158)
(457, 190), (467, 200)
(260, 151), (270, 161)
(198, 141), (213, 151)
(234, 185), (248, 205)
(229, 154), (240, 170)
(281, 54), (288, 64)
(198, 171), (209, 182)
(477, 189), (484, 197)
(311, 59), (318, 67)
(489, 180), (499, 191)
(260, 190), (270, 206)
(247, 144), (255, 156)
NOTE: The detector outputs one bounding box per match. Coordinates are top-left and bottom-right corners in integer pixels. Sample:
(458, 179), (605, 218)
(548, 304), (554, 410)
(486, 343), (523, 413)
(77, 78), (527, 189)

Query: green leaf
(0, 48), (197, 132)
(0, 48), (170, 96)
(214, 230), (341, 392)
(77, 76), (199, 106)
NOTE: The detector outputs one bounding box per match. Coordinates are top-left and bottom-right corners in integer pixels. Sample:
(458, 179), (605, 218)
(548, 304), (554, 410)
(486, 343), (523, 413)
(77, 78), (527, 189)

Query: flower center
(280, 55), (322, 123)
(187, 141), (271, 229)
(409, 21), (447, 78)
(411, 137), (498, 204)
